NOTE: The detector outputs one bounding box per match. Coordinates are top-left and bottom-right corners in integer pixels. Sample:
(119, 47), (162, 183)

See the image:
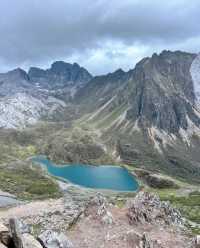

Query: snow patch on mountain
(190, 53), (200, 104)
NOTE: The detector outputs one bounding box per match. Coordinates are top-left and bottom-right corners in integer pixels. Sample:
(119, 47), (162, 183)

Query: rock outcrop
(38, 230), (73, 248)
(127, 191), (183, 226)
(28, 61), (92, 100)
(194, 235), (200, 248)
(133, 169), (179, 189)
(0, 192), (195, 248)
(0, 61), (92, 129)
(9, 218), (42, 248)
(0, 218), (73, 248)
(0, 223), (10, 247)
(85, 193), (114, 225)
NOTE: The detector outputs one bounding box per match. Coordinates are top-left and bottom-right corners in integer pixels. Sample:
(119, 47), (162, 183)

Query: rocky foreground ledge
(0, 192), (199, 248)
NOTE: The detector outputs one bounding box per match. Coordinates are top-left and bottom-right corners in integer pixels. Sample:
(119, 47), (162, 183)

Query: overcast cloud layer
(0, 0), (200, 75)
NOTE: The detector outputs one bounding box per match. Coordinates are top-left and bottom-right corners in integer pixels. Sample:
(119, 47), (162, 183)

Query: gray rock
(0, 196), (21, 208)
(9, 218), (30, 248)
(38, 230), (73, 248)
(141, 233), (161, 248)
(0, 242), (7, 248)
(127, 192), (183, 226)
(0, 223), (11, 247)
(101, 210), (113, 225)
(194, 235), (200, 248)
(21, 233), (43, 248)
(28, 61), (92, 92)
(9, 218), (23, 248)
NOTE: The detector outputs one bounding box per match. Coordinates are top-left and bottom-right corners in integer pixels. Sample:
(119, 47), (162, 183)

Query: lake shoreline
(31, 155), (140, 193)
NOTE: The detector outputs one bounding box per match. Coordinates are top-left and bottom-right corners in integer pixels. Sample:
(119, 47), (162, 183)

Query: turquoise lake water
(32, 156), (139, 191)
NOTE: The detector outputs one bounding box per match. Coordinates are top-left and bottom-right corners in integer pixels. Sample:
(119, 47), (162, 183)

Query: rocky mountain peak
(125, 50), (198, 134)
(28, 61), (92, 90)
(50, 61), (77, 74)
(28, 67), (46, 79)
(6, 68), (29, 81)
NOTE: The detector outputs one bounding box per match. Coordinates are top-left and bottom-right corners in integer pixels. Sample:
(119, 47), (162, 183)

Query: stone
(126, 230), (142, 247)
(141, 233), (161, 248)
(9, 218), (30, 248)
(9, 218), (23, 248)
(90, 193), (108, 207)
(21, 233), (43, 248)
(38, 230), (73, 248)
(194, 235), (200, 248)
(101, 210), (113, 225)
(0, 223), (11, 246)
(0, 242), (7, 248)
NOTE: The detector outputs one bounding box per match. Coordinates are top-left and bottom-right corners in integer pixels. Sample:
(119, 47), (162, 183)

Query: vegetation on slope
(0, 161), (61, 200)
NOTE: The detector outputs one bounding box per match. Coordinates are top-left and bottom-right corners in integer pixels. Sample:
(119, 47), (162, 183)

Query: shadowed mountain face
(125, 51), (198, 133)
(75, 50), (199, 134)
(28, 61), (92, 91)
(0, 62), (92, 128)
(73, 51), (200, 182)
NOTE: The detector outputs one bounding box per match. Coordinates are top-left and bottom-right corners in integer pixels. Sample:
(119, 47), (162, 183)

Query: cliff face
(0, 62), (92, 128)
(76, 51), (198, 134)
(28, 61), (92, 93)
(74, 51), (200, 182)
(125, 51), (198, 133)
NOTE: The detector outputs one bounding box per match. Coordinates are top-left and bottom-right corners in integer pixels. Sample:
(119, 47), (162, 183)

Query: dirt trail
(0, 198), (63, 220)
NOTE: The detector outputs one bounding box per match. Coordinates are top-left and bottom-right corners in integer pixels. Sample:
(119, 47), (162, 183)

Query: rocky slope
(0, 62), (92, 129)
(0, 192), (198, 248)
(28, 61), (92, 99)
(74, 51), (200, 183)
(75, 50), (199, 136)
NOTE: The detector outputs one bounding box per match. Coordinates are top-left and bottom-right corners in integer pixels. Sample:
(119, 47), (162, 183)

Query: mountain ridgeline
(1, 50), (200, 183)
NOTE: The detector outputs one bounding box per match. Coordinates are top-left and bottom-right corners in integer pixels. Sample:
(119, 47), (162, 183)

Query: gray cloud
(0, 0), (200, 74)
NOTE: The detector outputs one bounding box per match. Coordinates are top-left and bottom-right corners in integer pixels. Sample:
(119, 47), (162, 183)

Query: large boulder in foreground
(194, 235), (200, 248)
(38, 230), (73, 248)
(0, 243), (7, 248)
(22, 233), (43, 248)
(9, 218), (42, 248)
(0, 223), (10, 247)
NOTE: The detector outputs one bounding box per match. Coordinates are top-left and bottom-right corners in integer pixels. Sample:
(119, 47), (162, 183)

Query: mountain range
(1, 50), (200, 183)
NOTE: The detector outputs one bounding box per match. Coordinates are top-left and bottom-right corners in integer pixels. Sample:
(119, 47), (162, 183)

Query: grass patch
(157, 190), (200, 225)
(0, 161), (61, 200)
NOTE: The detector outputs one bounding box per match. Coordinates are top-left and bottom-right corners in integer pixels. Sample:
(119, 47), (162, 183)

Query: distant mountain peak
(114, 68), (125, 74)
(7, 68), (29, 80)
(27, 61), (93, 98)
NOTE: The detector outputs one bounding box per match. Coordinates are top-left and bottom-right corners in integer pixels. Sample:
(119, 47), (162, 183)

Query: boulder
(85, 193), (114, 225)
(141, 233), (161, 248)
(101, 210), (113, 225)
(38, 230), (73, 248)
(126, 230), (142, 247)
(21, 233), (43, 248)
(9, 218), (30, 248)
(0, 242), (7, 248)
(0, 223), (11, 246)
(9, 218), (23, 248)
(194, 235), (200, 248)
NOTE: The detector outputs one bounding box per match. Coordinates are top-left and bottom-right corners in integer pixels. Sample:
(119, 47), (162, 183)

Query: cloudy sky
(0, 0), (200, 75)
